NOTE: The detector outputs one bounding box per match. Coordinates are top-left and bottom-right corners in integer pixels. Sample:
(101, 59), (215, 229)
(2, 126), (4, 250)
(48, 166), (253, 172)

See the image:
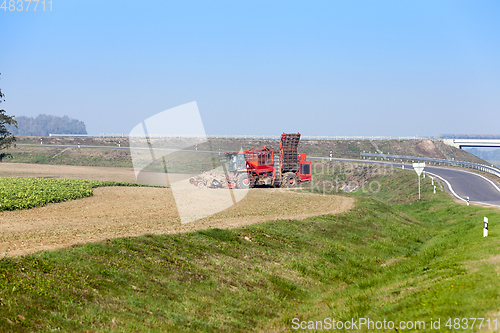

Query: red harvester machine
(224, 132), (311, 189)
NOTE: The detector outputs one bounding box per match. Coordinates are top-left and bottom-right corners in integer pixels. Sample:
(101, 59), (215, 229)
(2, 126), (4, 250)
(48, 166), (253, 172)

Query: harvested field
(0, 162), (137, 182)
(0, 185), (353, 257)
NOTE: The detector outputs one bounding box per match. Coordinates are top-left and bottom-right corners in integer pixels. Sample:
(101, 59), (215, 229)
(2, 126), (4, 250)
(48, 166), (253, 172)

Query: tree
(7, 114), (87, 136)
(0, 73), (18, 161)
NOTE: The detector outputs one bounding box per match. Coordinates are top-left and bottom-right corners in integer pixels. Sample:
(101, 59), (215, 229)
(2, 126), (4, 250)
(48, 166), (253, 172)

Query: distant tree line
(7, 114), (87, 136)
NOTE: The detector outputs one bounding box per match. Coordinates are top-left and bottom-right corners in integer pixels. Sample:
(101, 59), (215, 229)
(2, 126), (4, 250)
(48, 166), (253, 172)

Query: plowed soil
(0, 163), (354, 257)
(0, 162), (137, 182)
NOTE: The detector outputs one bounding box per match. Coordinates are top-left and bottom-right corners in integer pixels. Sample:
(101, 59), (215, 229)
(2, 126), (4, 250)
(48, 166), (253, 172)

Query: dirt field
(0, 163), (354, 257)
(0, 162), (138, 182)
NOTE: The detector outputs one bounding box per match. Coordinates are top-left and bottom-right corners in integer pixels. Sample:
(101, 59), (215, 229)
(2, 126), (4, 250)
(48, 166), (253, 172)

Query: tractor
(223, 133), (311, 189)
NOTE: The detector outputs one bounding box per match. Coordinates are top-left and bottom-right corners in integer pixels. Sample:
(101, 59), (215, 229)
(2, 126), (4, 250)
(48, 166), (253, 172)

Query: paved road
(420, 166), (500, 206)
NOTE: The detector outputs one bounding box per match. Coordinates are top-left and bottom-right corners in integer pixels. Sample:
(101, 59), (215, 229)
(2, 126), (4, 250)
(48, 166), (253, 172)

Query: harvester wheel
(236, 173), (250, 189)
(282, 172), (298, 188)
(197, 181), (205, 188)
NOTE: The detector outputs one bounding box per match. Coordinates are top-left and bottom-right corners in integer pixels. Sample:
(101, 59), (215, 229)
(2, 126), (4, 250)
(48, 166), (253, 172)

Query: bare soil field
(0, 187), (353, 257)
(0, 162), (137, 182)
(0, 163), (353, 257)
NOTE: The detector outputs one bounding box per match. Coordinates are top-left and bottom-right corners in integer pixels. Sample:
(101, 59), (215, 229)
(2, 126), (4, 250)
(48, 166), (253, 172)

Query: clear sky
(1, 0), (499, 136)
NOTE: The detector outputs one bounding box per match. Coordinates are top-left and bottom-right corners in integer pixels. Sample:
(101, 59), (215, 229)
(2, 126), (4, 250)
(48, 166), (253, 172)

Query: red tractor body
(224, 133), (311, 189)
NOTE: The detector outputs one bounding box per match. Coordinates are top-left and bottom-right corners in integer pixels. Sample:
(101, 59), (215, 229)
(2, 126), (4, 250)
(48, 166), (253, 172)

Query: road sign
(413, 163), (425, 200)
(413, 163), (425, 176)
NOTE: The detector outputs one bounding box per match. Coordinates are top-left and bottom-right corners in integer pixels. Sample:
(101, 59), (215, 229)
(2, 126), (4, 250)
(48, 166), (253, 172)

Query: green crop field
(0, 178), (147, 212)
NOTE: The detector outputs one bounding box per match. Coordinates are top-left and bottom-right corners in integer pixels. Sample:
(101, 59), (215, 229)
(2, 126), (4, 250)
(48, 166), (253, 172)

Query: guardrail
(49, 133), (438, 141)
(360, 152), (500, 178)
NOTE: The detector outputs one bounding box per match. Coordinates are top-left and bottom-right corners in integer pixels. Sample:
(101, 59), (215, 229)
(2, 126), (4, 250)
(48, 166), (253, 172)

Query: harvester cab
(225, 152), (247, 173)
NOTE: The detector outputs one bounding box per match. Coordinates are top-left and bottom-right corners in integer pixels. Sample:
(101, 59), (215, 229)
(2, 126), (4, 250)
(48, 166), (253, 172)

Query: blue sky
(1, 0), (499, 136)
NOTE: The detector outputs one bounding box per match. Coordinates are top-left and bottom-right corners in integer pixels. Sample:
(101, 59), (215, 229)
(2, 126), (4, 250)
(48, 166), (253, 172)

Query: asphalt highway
(419, 166), (500, 206)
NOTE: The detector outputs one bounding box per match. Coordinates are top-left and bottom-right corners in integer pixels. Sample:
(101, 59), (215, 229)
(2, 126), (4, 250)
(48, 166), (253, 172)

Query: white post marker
(402, 162), (405, 170)
(467, 196), (470, 206)
(423, 171), (426, 179)
(330, 150), (332, 161)
(484, 217), (489, 237)
(413, 163), (425, 200)
(431, 177), (434, 185)
(434, 185), (436, 194)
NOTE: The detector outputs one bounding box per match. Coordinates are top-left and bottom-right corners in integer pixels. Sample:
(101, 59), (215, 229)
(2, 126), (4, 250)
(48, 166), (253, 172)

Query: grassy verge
(5, 136), (489, 168)
(350, 167), (447, 204)
(3, 146), (133, 168)
(0, 177), (150, 212)
(0, 171), (499, 332)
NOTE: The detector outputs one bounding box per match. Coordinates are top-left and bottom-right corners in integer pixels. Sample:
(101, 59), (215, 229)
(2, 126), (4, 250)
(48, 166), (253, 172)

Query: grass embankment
(0, 171), (499, 332)
(3, 146), (133, 168)
(5, 136), (489, 168)
(0, 178), (147, 212)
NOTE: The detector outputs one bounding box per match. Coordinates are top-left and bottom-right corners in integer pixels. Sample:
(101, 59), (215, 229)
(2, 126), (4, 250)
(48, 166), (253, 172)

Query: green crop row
(0, 177), (143, 212)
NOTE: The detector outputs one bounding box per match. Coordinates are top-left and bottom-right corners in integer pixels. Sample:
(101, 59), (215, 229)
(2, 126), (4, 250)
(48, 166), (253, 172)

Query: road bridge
(443, 138), (500, 149)
(441, 135), (500, 149)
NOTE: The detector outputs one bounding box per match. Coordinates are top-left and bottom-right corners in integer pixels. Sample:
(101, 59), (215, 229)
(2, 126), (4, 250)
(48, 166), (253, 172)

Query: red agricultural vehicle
(223, 133), (312, 189)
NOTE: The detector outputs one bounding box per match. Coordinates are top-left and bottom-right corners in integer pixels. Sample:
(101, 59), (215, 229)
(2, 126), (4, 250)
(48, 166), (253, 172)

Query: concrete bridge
(442, 138), (500, 149)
